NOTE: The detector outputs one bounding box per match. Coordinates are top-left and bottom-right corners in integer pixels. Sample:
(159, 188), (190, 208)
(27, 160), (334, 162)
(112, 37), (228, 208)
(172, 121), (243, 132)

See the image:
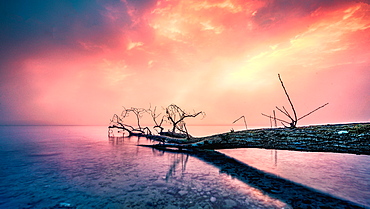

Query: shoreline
(146, 122), (370, 155)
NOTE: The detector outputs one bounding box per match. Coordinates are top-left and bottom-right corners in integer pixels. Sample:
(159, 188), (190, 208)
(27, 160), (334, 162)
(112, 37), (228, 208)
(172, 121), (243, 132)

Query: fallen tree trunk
(143, 123), (370, 155)
(159, 131), (190, 139)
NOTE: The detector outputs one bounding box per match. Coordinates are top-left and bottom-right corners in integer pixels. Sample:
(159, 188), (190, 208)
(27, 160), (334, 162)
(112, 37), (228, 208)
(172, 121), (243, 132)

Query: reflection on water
(219, 148), (370, 208)
(0, 126), (289, 209)
(1, 126), (368, 208)
(164, 153), (189, 182)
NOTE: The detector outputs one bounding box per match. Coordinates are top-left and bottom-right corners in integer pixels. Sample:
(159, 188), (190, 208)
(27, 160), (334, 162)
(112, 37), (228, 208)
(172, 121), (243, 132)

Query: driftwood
(109, 104), (205, 138)
(143, 123), (370, 155)
(109, 106), (151, 137)
(165, 104), (205, 138)
(262, 74), (329, 128)
(159, 131), (190, 139)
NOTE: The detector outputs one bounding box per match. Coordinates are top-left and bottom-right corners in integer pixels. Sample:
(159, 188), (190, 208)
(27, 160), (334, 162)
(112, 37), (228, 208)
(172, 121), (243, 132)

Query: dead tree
(147, 105), (165, 134)
(122, 107), (146, 130)
(164, 104), (205, 138)
(233, 115), (247, 130)
(109, 113), (137, 136)
(262, 74), (329, 128)
(109, 106), (152, 136)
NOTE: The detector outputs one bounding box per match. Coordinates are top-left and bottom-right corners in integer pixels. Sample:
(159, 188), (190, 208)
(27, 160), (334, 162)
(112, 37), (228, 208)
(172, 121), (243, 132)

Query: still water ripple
(0, 126), (368, 208)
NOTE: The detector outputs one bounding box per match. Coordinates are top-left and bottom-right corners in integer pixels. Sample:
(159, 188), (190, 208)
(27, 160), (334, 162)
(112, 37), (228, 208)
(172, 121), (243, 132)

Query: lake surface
(0, 126), (369, 208)
(219, 148), (370, 208)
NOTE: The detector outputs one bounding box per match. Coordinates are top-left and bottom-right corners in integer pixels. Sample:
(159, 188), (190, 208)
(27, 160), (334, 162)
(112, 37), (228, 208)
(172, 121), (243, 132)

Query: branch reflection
(165, 153), (189, 182)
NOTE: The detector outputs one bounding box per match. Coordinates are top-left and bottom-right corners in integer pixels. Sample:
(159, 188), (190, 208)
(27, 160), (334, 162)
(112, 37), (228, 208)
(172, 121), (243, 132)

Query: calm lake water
(0, 126), (369, 208)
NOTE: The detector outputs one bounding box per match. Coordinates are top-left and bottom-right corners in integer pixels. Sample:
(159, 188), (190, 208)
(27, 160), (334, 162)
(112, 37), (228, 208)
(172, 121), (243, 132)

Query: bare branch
(148, 105), (165, 133)
(269, 115), (272, 128)
(111, 106), (154, 136)
(278, 74), (298, 123)
(263, 74), (329, 128)
(261, 113), (290, 124)
(165, 104), (205, 137)
(281, 122), (289, 128)
(282, 106), (293, 120)
(232, 115), (247, 130)
(298, 103), (329, 121)
(276, 106), (293, 121)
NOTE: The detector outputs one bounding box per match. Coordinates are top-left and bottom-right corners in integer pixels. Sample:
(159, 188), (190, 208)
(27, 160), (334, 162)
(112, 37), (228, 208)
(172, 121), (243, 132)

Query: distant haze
(0, 0), (369, 126)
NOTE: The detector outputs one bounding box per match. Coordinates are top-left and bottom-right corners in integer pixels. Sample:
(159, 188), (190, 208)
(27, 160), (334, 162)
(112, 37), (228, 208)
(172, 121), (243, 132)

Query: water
(219, 148), (370, 208)
(0, 126), (369, 208)
(0, 126), (288, 209)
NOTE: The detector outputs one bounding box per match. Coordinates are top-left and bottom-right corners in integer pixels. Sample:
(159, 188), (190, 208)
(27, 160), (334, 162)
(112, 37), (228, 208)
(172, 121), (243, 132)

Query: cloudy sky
(0, 0), (369, 127)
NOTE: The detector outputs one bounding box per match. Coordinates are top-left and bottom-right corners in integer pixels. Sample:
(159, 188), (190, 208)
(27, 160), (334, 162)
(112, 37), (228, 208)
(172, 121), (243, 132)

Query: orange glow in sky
(0, 0), (369, 126)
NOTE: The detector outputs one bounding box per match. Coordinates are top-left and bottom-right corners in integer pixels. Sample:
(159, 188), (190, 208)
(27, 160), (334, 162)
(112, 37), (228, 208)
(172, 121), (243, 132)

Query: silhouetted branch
(121, 106), (147, 130)
(109, 114), (137, 136)
(261, 113), (290, 124)
(276, 106), (293, 121)
(269, 115), (272, 128)
(232, 115), (247, 130)
(262, 74), (329, 128)
(278, 74), (298, 125)
(109, 106), (152, 136)
(298, 103), (329, 121)
(165, 104), (205, 138)
(148, 105), (165, 134)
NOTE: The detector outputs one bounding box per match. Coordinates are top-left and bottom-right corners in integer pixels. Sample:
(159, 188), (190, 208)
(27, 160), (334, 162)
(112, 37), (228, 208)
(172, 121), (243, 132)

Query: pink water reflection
(0, 126), (290, 208)
(219, 148), (370, 207)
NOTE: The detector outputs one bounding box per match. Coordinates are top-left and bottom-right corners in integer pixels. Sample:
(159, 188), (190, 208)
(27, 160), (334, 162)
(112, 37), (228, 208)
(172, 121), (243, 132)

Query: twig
(276, 106), (293, 121)
(278, 74), (297, 126)
(269, 115), (272, 128)
(261, 113), (290, 124)
(298, 103), (329, 121)
(233, 115), (248, 130)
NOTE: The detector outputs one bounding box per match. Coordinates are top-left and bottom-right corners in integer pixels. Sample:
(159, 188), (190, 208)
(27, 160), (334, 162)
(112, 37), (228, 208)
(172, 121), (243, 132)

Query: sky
(0, 0), (369, 127)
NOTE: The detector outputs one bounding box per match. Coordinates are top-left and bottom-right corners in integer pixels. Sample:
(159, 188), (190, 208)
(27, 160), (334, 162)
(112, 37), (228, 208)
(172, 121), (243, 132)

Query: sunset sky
(0, 0), (369, 127)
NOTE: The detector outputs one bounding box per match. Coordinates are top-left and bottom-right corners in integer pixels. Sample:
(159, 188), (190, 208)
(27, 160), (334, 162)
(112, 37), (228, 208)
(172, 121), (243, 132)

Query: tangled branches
(109, 104), (205, 138)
